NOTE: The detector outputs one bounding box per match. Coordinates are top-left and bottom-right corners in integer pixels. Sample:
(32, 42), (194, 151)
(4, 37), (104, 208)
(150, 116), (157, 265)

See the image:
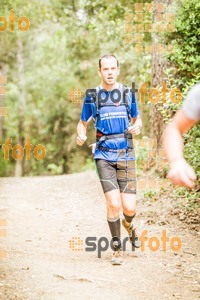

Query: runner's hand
(167, 157), (196, 188)
(76, 134), (87, 146)
(128, 124), (141, 135)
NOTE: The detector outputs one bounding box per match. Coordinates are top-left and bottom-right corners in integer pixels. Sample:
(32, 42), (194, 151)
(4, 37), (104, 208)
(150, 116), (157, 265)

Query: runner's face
(98, 57), (119, 86)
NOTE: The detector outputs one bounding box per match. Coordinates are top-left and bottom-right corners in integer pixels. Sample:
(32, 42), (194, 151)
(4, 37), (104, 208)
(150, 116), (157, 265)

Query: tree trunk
(15, 39), (26, 177)
(0, 67), (7, 140)
(150, 0), (172, 148)
(0, 94), (4, 140)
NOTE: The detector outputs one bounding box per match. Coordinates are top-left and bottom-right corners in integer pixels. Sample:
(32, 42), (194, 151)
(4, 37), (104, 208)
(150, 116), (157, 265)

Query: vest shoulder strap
(90, 84), (131, 124)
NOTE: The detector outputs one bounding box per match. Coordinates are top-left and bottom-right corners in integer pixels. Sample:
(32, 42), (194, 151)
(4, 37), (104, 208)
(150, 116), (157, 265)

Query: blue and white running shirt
(80, 83), (140, 161)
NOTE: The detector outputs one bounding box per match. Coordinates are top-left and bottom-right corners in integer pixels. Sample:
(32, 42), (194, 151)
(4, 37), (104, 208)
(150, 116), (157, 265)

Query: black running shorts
(95, 159), (137, 194)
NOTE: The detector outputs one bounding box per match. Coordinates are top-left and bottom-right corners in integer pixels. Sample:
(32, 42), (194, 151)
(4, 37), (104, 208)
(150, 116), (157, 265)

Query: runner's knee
(107, 199), (121, 212)
(123, 207), (136, 216)
(123, 211), (136, 222)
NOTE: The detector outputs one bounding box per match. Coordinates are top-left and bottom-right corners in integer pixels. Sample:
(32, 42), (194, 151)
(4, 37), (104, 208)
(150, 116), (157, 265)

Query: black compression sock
(123, 213), (136, 225)
(107, 217), (121, 250)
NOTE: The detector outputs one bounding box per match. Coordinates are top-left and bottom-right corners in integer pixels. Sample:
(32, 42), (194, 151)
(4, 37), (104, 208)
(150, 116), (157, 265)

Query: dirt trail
(0, 170), (199, 300)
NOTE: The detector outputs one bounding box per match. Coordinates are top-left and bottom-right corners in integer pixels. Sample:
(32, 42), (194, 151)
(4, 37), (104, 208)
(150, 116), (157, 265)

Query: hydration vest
(87, 84), (133, 149)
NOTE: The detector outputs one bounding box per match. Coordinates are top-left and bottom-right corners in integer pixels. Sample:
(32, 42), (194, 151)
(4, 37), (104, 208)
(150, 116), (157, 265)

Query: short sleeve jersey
(80, 83), (140, 161)
(182, 83), (200, 121)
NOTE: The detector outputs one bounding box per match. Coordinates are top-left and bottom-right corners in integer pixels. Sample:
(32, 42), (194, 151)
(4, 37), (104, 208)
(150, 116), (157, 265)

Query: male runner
(76, 54), (142, 265)
(163, 83), (200, 188)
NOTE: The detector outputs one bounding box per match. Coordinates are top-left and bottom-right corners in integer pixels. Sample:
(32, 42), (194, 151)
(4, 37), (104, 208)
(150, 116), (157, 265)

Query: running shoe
(122, 219), (141, 248)
(110, 249), (123, 265)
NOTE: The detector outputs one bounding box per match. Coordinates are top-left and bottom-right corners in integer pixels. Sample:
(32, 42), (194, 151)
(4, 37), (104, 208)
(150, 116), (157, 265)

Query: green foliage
(183, 124), (200, 180)
(160, 0), (200, 200)
(135, 137), (149, 172)
(166, 0), (200, 81)
(80, 157), (96, 172)
(143, 189), (159, 201)
(1, 0), (152, 176)
(1, 0), (199, 178)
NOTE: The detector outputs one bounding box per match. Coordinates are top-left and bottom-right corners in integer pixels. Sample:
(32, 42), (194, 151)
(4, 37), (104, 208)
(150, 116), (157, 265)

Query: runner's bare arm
(163, 109), (196, 162)
(76, 120), (88, 146)
(163, 109), (197, 188)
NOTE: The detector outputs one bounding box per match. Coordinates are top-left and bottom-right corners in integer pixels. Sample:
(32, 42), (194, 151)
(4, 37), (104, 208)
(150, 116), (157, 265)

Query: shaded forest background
(0, 0), (199, 180)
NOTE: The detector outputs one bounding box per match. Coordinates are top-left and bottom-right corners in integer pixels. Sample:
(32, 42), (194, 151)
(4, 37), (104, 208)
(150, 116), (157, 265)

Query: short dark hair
(99, 54), (119, 69)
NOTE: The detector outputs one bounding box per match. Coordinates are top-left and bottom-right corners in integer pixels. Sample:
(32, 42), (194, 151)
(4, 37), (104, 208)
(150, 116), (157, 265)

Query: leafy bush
(160, 0), (200, 205)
